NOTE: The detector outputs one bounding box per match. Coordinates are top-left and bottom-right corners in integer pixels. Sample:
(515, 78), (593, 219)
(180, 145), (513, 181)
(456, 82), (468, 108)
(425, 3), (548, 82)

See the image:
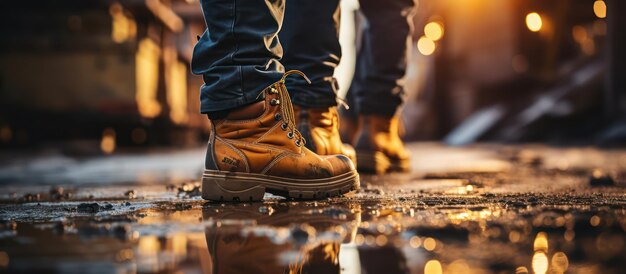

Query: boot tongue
(226, 101), (266, 120)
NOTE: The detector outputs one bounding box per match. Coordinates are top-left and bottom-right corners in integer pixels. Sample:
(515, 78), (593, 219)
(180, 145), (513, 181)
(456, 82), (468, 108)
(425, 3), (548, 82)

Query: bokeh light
(526, 12), (543, 32)
(424, 260), (443, 274)
(593, 0), (606, 18)
(424, 22), (444, 41)
(417, 36), (436, 56)
(532, 252), (549, 274)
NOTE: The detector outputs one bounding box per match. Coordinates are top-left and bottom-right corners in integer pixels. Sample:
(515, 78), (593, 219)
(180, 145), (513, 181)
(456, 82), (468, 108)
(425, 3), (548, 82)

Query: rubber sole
(201, 169), (360, 202)
(357, 151), (410, 174)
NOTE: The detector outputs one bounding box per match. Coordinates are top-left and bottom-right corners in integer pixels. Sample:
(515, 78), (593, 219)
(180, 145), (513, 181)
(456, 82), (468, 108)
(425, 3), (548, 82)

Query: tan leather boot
(293, 106), (357, 164)
(202, 71), (359, 202)
(355, 115), (410, 174)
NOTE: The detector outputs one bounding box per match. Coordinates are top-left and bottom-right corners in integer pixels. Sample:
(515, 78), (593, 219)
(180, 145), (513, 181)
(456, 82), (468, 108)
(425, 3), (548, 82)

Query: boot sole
(201, 169), (360, 202)
(357, 151), (410, 174)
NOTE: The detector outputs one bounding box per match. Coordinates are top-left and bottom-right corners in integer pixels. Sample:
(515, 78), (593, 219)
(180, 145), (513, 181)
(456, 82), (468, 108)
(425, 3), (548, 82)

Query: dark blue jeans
(192, 0), (414, 117)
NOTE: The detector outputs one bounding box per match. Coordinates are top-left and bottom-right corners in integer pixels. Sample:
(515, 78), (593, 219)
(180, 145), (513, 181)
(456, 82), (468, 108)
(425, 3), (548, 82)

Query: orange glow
(136, 38), (162, 118)
(572, 26), (587, 43)
(532, 252), (549, 274)
(164, 48), (189, 124)
(417, 36), (436, 56)
(424, 260), (443, 274)
(100, 128), (116, 154)
(110, 3), (137, 43)
(593, 0), (606, 19)
(423, 237), (436, 251)
(424, 22), (444, 41)
(551, 252), (569, 273)
(526, 12), (542, 32)
(534, 232), (548, 252)
(447, 260), (470, 274)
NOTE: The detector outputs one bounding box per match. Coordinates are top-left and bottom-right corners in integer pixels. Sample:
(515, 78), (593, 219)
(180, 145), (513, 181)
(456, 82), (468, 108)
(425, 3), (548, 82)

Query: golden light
(593, 0), (606, 19)
(110, 3), (137, 43)
(164, 47), (189, 125)
(533, 232), (548, 252)
(417, 36), (436, 56)
(375, 235), (388, 246)
(136, 38), (162, 118)
(424, 22), (444, 41)
(509, 231), (521, 243)
(100, 128), (116, 154)
(138, 235), (160, 256)
(409, 236), (421, 248)
(423, 237), (437, 251)
(447, 260), (470, 274)
(424, 260), (443, 274)
(551, 252), (569, 273)
(525, 12), (543, 32)
(532, 252), (549, 274)
(590, 215), (601, 226)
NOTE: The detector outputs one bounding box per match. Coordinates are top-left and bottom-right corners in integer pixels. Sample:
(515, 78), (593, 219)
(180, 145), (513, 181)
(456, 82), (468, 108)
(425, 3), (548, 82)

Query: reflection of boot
(202, 71), (359, 202)
(355, 115), (410, 174)
(294, 106), (357, 164)
(202, 203), (361, 274)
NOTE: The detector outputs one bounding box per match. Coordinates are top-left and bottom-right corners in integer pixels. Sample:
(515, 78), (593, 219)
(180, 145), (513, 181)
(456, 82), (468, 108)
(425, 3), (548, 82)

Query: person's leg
(191, 0), (285, 113)
(278, 0), (357, 162)
(350, 0), (414, 117)
(352, 0), (414, 174)
(192, 0), (359, 201)
(279, 0), (341, 108)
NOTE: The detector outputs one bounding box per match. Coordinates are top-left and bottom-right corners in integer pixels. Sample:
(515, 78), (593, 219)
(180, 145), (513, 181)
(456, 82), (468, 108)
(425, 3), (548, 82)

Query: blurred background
(0, 0), (624, 154)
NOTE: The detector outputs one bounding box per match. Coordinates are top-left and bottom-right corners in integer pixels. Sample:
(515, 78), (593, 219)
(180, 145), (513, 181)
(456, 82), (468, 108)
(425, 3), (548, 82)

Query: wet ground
(1, 143), (626, 274)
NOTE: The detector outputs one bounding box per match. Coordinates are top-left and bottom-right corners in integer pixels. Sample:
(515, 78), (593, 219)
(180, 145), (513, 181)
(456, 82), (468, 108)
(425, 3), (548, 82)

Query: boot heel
(356, 151), (391, 174)
(201, 174), (266, 202)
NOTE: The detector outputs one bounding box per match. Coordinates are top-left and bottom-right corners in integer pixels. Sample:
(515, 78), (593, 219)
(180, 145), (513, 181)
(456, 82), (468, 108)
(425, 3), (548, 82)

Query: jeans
(192, 0), (414, 117)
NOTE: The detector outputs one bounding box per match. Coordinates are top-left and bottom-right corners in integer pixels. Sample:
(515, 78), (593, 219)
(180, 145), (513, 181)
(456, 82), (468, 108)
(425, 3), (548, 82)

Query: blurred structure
(401, 0), (624, 145)
(0, 0), (623, 151)
(0, 0), (206, 149)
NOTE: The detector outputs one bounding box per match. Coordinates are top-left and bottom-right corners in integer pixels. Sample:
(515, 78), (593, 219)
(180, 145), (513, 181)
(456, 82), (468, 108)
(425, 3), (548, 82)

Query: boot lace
(276, 70), (311, 147)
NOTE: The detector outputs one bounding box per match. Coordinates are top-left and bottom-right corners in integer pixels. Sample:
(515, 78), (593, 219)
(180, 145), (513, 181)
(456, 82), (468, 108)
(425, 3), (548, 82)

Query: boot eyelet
(269, 87), (278, 94)
(274, 113), (282, 121)
(270, 99), (280, 106)
(295, 140), (301, 147)
(287, 132), (294, 139)
(281, 123), (288, 130)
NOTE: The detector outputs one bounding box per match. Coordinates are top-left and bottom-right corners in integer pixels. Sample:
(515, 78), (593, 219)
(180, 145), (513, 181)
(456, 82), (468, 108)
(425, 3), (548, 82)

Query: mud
(0, 143), (625, 273)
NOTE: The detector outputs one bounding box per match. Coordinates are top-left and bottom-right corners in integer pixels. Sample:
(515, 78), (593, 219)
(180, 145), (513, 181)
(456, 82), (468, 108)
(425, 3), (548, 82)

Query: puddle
(1, 195), (625, 274)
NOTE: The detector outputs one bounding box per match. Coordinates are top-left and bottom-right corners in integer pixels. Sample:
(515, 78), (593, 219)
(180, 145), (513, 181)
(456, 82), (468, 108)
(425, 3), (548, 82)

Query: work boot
(294, 106), (357, 164)
(355, 115), (410, 174)
(201, 70), (359, 202)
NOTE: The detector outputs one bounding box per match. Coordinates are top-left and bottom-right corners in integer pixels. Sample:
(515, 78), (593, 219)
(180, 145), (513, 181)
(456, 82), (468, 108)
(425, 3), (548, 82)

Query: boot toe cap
(324, 154), (356, 176)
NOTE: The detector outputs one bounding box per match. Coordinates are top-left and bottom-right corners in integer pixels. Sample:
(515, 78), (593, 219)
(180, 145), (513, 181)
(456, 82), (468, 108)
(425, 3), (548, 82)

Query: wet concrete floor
(1, 143), (626, 273)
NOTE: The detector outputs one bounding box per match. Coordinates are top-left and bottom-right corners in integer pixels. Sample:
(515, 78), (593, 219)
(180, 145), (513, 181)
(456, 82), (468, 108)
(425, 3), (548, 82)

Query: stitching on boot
(254, 121), (282, 144)
(259, 152), (289, 174)
(225, 139), (286, 152)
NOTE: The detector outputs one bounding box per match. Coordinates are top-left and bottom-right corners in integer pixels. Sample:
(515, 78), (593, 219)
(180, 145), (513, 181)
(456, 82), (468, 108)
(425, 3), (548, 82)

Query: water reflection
(1, 200), (626, 273)
(202, 203), (361, 274)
